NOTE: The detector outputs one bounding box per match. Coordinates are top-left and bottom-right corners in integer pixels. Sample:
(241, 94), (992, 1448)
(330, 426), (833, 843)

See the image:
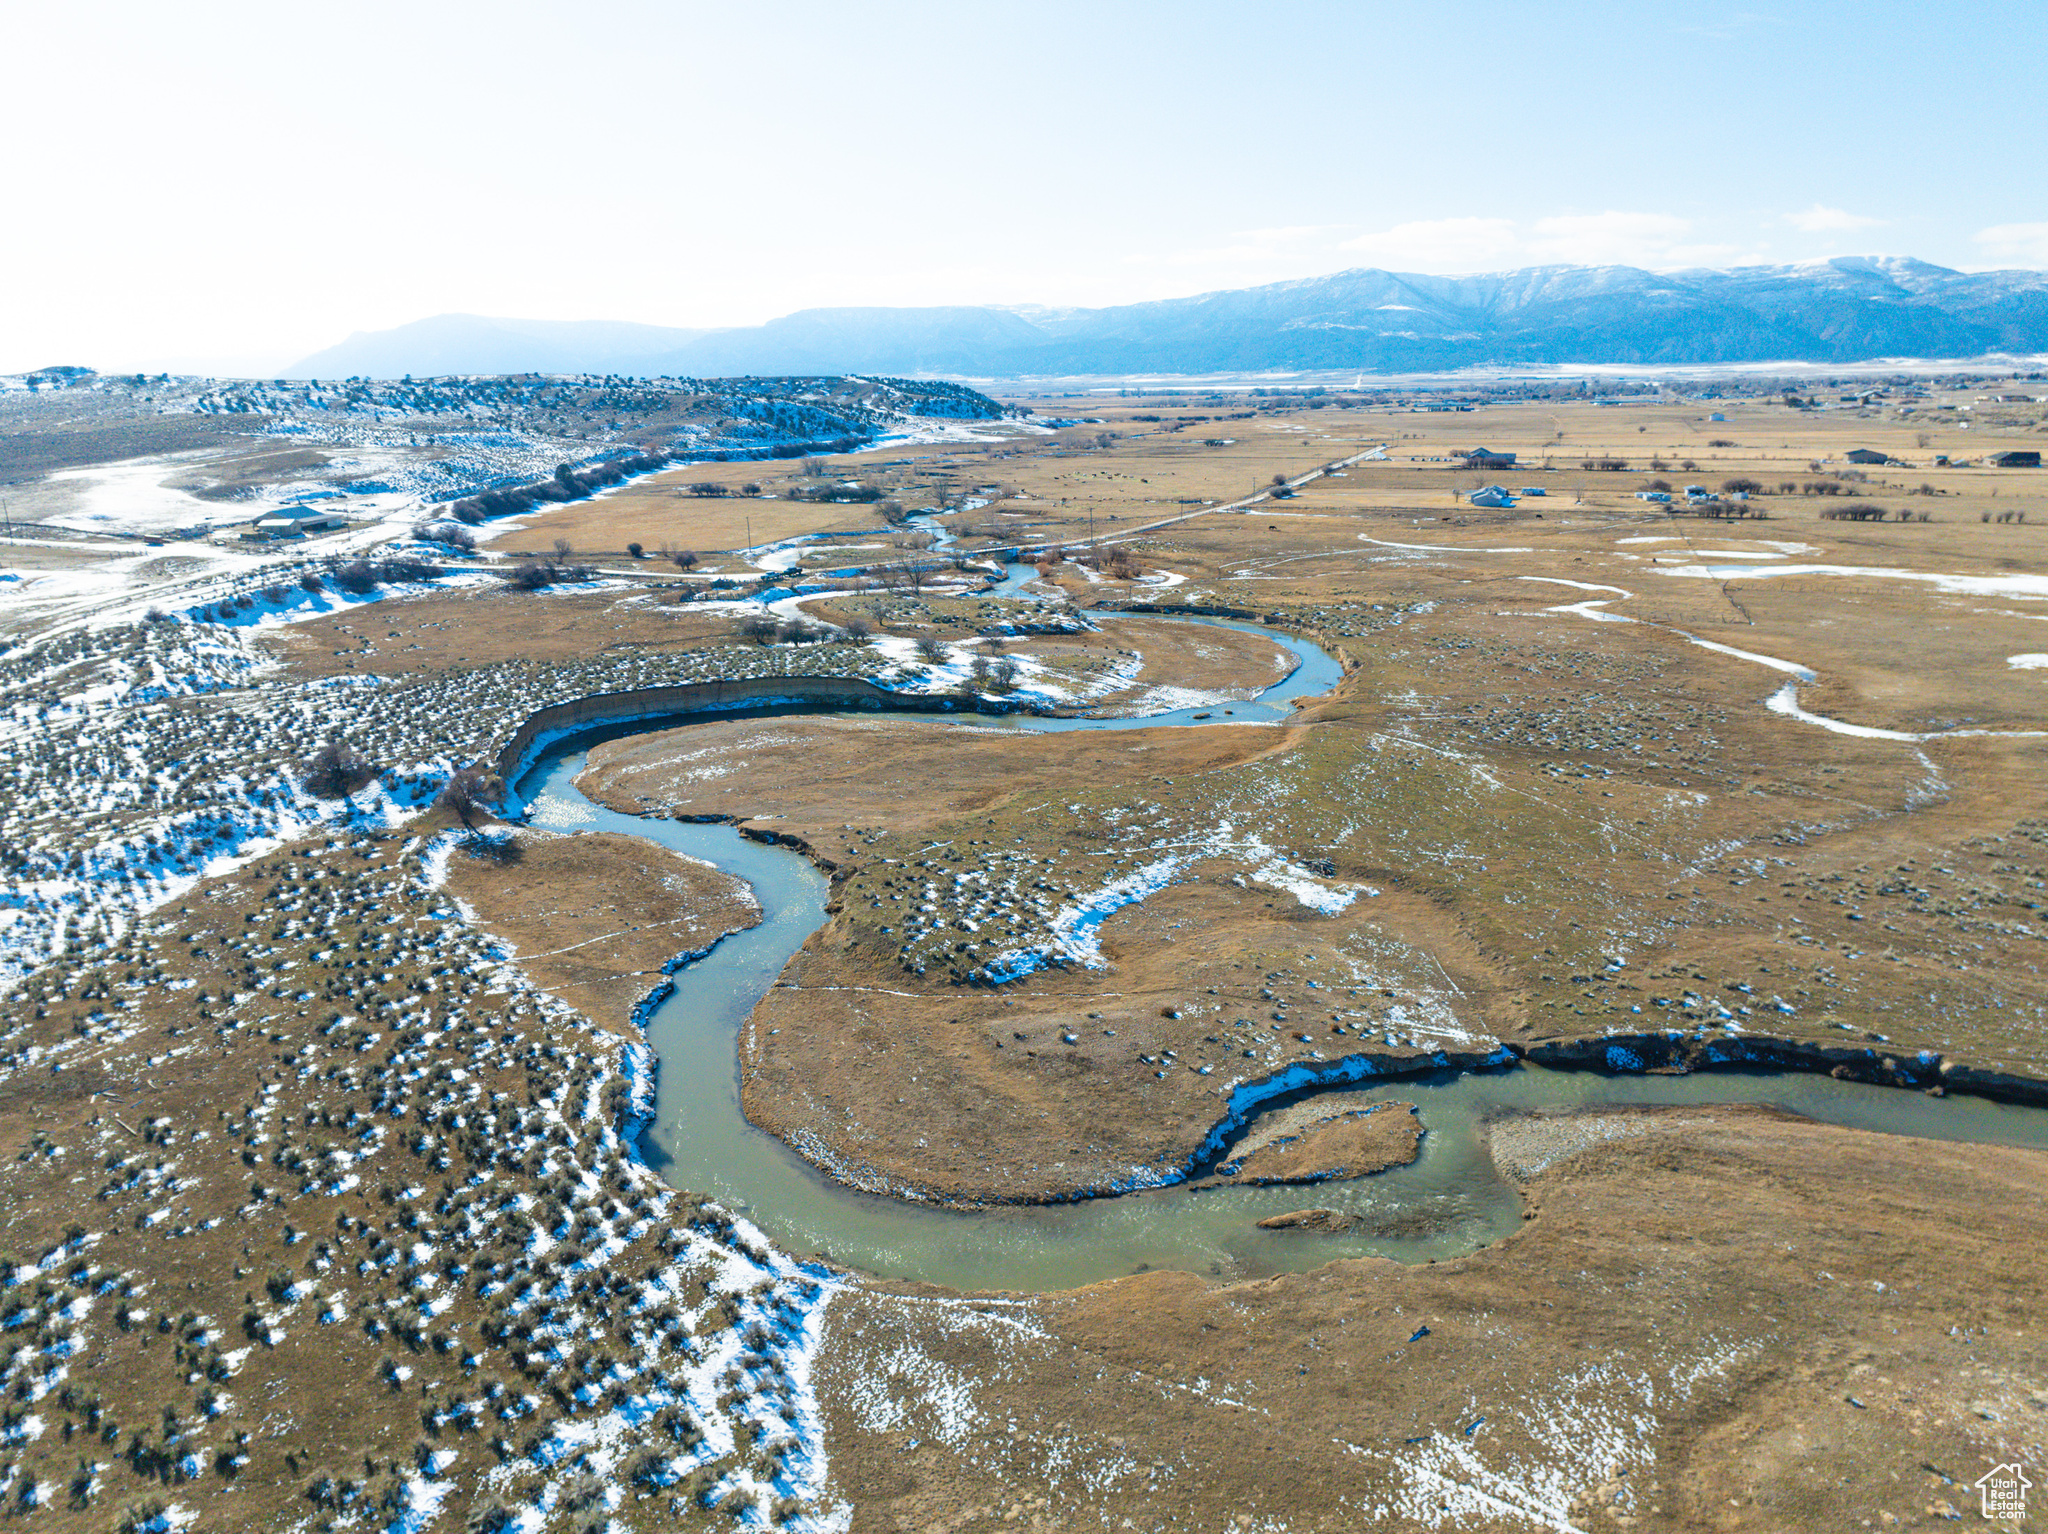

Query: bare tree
(914, 635), (947, 664)
(301, 739), (378, 800)
(881, 558), (930, 595)
(412, 520), (476, 552)
(670, 549), (698, 571)
(552, 537), (573, 561)
(435, 766), (504, 829)
(330, 560), (380, 595)
(799, 456), (828, 478)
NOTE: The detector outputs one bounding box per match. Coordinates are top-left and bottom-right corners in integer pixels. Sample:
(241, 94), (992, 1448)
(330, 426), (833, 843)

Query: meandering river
(514, 618), (2048, 1291)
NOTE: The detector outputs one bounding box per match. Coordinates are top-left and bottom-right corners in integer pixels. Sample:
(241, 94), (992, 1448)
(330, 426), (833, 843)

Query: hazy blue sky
(6, 0), (2045, 372)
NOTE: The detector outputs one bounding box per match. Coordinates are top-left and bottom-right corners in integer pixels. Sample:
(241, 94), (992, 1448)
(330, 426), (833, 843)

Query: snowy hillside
(285, 257), (2048, 377)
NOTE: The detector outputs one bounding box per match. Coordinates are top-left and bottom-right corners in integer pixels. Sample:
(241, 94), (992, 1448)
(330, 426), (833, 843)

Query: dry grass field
(539, 392), (2048, 1211)
(479, 484), (893, 564)
(817, 1104), (2048, 1533)
(4, 380), (2046, 1531)
(441, 829), (762, 1026)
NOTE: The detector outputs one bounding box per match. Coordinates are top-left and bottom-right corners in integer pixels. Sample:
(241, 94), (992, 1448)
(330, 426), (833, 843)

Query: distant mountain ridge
(290, 257), (2048, 379)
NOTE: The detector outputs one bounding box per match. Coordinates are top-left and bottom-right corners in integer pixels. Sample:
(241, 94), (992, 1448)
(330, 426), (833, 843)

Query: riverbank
(503, 635), (2048, 1292)
(815, 1097), (2048, 1529)
(437, 824), (761, 1031)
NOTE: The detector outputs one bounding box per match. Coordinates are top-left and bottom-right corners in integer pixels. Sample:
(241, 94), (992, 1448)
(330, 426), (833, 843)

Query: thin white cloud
(1673, 8), (1786, 40)
(1340, 212), (1740, 272)
(1238, 225), (1336, 244)
(1156, 224), (1341, 267)
(1526, 211), (1738, 267)
(1339, 217), (1520, 269)
(1974, 222), (2048, 267)
(1785, 203), (1886, 233)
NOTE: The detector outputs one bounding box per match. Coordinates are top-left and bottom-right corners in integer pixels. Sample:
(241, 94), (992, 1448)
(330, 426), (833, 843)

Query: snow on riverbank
(1, 594), (899, 992)
(412, 834), (855, 1529)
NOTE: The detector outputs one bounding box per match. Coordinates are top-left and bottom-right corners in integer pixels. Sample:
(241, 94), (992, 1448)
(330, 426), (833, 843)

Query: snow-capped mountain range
(293, 257), (2048, 379)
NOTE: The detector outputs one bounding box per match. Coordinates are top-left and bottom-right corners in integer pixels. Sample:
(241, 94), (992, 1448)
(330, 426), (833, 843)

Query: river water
(515, 618), (2048, 1292)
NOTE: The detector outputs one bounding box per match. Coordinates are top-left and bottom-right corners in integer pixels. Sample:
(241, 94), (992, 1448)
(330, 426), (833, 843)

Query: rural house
(1460, 448), (1516, 468)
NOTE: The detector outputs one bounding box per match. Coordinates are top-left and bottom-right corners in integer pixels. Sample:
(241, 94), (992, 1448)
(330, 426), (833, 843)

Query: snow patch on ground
(1360, 536), (1533, 555)
(1355, 1335), (1765, 1532)
(984, 824), (1370, 982)
(1253, 860), (1371, 914)
(1656, 561), (2048, 600)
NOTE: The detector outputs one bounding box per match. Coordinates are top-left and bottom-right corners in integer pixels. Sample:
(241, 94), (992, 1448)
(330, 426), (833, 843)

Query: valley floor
(1, 386), (2043, 1531)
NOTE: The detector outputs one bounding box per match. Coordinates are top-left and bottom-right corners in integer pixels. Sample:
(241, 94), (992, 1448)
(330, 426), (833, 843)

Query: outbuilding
(1844, 448), (1890, 465)
(1990, 450), (2042, 468)
(256, 507), (348, 535)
